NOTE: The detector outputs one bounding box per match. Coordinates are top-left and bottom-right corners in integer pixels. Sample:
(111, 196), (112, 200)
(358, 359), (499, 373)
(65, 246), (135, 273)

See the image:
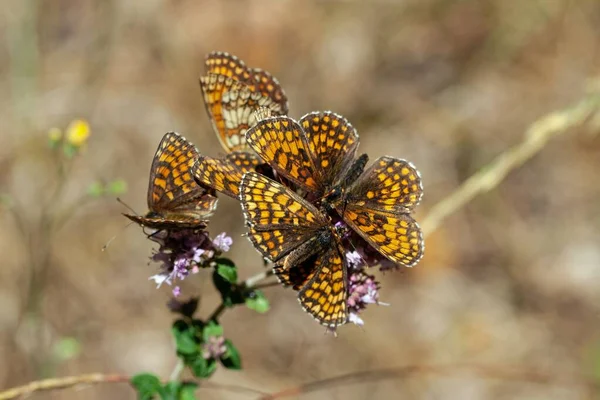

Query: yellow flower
(65, 119), (90, 147)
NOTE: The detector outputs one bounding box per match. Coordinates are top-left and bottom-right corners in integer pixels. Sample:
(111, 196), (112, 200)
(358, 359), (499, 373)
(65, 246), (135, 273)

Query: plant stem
(421, 90), (600, 237)
(168, 359), (184, 382)
(207, 268), (275, 322)
(0, 374), (129, 400)
(242, 269), (274, 289)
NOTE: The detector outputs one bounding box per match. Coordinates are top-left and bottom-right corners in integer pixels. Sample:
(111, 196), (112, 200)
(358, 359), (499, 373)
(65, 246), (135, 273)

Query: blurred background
(1, 0), (600, 398)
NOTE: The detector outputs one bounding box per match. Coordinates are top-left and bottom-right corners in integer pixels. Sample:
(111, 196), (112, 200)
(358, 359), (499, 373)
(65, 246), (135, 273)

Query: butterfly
(123, 132), (218, 230)
(245, 111), (425, 267)
(200, 51), (289, 153)
(239, 172), (349, 327)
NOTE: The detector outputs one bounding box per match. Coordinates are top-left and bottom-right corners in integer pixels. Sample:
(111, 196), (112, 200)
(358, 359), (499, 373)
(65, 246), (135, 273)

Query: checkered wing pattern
(123, 132), (217, 229)
(200, 74), (238, 151)
(205, 51), (288, 114)
(341, 156), (424, 267)
(245, 116), (322, 193)
(193, 151), (261, 199)
(221, 85), (285, 151)
(240, 172), (348, 327)
(298, 244), (348, 327)
(345, 156), (423, 214)
(202, 52), (288, 152)
(300, 111), (360, 189)
(239, 172), (328, 262)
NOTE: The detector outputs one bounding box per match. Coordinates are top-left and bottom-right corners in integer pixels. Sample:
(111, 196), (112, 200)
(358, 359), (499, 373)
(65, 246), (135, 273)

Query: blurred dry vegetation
(1, 0), (600, 399)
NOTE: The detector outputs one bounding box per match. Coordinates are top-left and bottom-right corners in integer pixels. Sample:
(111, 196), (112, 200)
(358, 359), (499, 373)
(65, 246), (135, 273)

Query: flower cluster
(148, 230), (232, 297)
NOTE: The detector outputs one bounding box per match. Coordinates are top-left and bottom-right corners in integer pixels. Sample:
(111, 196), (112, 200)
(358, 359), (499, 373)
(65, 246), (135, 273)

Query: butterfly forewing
(300, 111), (360, 190)
(124, 132), (217, 230)
(245, 117), (322, 193)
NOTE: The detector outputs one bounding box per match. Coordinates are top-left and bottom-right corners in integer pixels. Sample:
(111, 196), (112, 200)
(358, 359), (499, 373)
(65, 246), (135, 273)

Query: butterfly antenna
(102, 221), (134, 251)
(116, 197), (138, 215)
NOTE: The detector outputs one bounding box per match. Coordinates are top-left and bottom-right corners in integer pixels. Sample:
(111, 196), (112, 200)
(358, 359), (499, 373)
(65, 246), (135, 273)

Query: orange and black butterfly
(239, 172), (349, 327)
(123, 132), (218, 230)
(245, 111), (425, 268)
(200, 51), (288, 153)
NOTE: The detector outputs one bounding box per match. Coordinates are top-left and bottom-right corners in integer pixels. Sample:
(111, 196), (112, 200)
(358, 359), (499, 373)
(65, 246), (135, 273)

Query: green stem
(168, 359), (184, 382)
(207, 268), (276, 322)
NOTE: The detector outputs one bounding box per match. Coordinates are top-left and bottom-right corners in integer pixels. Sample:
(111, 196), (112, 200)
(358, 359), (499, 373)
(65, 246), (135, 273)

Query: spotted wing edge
(297, 242), (349, 328)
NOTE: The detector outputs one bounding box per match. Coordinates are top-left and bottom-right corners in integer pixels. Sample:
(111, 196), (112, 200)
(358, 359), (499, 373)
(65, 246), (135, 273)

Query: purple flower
(172, 286), (181, 297)
(202, 335), (227, 360)
(346, 269), (384, 326)
(212, 232), (232, 252)
(147, 229), (233, 296)
(346, 250), (364, 269)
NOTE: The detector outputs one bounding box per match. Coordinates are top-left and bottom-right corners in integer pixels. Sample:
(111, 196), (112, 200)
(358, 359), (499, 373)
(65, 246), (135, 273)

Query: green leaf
(107, 179), (128, 195)
(202, 321), (224, 342)
(158, 382), (177, 400)
(189, 356), (217, 378)
(87, 181), (104, 198)
(171, 321), (199, 356)
(245, 290), (270, 314)
(159, 382), (198, 400)
(178, 382), (198, 400)
(215, 258), (237, 283)
(131, 373), (162, 400)
(220, 339), (242, 370)
(212, 269), (245, 308)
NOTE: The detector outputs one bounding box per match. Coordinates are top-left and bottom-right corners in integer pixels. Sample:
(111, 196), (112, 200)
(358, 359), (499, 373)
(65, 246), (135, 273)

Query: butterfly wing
(297, 243), (348, 327)
(205, 51), (288, 114)
(239, 172), (329, 263)
(202, 52), (288, 152)
(122, 213), (208, 230)
(341, 156), (424, 267)
(245, 116), (324, 194)
(135, 132), (217, 229)
(193, 151), (261, 199)
(299, 111), (361, 190)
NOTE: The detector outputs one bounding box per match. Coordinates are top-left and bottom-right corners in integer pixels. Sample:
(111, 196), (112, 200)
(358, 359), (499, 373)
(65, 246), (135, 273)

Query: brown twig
(0, 374), (129, 400)
(0, 373), (268, 400)
(421, 89), (600, 237)
(260, 364), (600, 399)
